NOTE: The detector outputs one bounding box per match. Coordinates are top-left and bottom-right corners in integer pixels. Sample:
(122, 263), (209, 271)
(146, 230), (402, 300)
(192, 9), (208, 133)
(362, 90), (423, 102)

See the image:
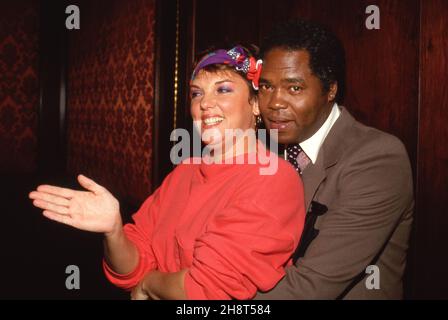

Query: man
(255, 19), (414, 299)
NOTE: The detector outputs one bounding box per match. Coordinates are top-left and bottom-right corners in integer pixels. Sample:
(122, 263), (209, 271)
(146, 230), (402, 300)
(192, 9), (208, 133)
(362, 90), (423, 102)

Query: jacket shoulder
(342, 116), (409, 159)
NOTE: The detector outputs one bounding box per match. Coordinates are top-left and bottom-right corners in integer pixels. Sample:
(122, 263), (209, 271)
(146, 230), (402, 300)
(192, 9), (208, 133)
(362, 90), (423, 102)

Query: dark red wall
(0, 0), (39, 173)
(66, 0), (156, 204)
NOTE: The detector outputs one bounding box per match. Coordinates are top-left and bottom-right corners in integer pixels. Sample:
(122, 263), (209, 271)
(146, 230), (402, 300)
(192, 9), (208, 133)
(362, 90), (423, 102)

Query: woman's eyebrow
(215, 79), (234, 85)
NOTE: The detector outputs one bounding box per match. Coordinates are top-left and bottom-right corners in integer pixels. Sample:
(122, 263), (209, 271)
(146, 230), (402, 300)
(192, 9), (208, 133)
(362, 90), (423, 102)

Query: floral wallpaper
(67, 0), (156, 204)
(0, 1), (39, 173)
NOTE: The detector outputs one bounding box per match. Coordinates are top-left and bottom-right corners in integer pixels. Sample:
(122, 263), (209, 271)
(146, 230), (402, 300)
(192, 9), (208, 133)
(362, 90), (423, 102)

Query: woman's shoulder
(249, 151), (300, 180)
(156, 157), (200, 185)
(232, 154), (303, 213)
(276, 157), (301, 178)
(233, 153), (302, 198)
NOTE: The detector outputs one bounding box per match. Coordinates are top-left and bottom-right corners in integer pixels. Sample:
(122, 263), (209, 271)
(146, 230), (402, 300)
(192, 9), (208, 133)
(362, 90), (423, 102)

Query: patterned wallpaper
(67, 0), (156, 205)
(0, 1), (39, 173)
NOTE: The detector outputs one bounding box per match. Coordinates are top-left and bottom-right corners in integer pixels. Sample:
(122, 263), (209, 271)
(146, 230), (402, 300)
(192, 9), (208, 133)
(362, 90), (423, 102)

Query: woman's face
(190, 69), (259, 146)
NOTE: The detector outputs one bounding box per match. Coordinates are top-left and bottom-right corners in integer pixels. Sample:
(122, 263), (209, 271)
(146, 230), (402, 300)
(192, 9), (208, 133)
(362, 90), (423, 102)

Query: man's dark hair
(260, 19), (346, 103)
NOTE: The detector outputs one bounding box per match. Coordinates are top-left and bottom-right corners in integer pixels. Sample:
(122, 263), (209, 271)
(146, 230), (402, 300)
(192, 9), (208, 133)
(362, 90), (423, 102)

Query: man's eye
(259, 84), (271, 91)
(290, 86), (303, 93)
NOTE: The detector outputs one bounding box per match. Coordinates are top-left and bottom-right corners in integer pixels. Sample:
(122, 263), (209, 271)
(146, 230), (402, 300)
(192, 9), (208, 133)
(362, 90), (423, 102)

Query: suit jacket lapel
(301, 153), (326, 212)
(301, 107), (355, 212)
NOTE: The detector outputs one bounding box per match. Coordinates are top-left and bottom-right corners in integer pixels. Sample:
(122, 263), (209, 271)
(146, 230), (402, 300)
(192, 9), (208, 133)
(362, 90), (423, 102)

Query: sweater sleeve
(184, 161), (305, 299)
(103, 187), (162, 290)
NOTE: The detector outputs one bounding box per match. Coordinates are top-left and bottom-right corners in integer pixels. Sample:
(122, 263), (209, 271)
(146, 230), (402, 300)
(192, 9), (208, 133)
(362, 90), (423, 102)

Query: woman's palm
(68, 188), (119, 233)
(29, 175), (121, 234)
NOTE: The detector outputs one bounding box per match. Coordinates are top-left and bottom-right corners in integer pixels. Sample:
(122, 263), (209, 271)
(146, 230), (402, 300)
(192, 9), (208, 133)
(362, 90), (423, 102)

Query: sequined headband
(191, 46), (263, 90)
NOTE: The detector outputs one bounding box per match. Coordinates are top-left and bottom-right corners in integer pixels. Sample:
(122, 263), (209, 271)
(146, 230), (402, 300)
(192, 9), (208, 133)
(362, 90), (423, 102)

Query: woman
(29, 46), (305, 300)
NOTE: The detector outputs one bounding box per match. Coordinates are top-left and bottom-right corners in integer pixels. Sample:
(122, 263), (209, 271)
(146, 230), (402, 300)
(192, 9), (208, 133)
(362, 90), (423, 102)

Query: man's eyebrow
(258, 77), (306, 84)
(258, 77), (271, 83)
(283, 77), (306, 84)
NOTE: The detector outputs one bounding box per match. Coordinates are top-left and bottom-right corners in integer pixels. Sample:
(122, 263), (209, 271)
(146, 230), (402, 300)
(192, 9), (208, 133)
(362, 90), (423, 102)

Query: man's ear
(328, 82), (338, 102)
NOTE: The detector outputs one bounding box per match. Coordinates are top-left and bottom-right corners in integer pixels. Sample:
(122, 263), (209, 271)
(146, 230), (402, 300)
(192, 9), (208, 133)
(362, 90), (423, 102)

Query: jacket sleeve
(184, 162), (305, 299)
(255, 135), (414, 299)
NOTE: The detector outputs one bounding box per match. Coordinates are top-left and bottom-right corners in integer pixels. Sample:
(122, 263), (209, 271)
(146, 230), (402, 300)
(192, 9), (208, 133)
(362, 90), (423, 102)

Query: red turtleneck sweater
(103, 148), (305, 299)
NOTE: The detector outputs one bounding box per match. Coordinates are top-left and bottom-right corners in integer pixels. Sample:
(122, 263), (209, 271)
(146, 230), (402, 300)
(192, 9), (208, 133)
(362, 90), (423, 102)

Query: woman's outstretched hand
(29, 174), (122, 235)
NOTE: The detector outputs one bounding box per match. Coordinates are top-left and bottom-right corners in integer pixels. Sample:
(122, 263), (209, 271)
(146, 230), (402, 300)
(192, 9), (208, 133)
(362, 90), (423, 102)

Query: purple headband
(191, 46), (263, 90)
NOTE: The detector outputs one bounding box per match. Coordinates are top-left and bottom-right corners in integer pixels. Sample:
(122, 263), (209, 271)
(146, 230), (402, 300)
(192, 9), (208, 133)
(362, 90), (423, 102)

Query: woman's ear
(251, 96), (260, 116)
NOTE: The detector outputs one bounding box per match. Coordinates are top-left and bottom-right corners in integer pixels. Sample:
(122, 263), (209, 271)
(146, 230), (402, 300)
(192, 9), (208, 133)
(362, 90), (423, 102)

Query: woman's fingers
(42, 210), (74, 227)
(77, 174), (104, 194)
(32, 199), (70, 215)
(29, 191), (70, 207)
(36, 185), (75, 199)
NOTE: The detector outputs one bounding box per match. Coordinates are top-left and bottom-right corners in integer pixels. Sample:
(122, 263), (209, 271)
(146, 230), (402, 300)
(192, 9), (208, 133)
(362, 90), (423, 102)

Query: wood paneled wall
(414, 0), (448, 299)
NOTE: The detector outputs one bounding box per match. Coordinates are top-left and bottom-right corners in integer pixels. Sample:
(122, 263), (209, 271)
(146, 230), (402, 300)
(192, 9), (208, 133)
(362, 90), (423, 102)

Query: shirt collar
(299, 103), (341, 164)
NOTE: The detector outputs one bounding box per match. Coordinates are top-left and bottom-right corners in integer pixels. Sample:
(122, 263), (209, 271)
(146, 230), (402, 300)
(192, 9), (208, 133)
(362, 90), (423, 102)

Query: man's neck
(289, 103), (341, 164)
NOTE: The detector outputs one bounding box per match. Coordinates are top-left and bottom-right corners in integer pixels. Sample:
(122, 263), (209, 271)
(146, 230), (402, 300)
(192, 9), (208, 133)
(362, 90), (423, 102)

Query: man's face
(259, 48), (335, 144)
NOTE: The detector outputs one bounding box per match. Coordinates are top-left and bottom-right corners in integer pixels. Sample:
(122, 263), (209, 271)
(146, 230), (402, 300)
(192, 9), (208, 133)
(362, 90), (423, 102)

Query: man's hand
(130, 278), (154, 300)
(131, 270), (188, 300)
(29, 174), (122, 235)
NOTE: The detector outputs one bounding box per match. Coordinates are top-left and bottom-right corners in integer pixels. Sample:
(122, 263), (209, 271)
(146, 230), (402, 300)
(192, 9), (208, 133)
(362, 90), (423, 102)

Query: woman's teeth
(203, 117), (224, 125)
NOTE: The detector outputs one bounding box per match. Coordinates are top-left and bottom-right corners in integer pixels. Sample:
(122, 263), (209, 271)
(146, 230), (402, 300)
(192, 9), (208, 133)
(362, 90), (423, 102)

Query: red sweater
(104, 148), (305, 299)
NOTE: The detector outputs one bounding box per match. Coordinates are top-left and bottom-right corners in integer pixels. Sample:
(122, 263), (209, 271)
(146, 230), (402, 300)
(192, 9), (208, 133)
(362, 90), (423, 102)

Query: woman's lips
(202, 122), (221, 129)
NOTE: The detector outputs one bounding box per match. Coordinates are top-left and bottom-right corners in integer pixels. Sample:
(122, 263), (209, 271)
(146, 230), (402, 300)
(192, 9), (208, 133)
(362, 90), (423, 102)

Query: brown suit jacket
(256, 107), (414, 299)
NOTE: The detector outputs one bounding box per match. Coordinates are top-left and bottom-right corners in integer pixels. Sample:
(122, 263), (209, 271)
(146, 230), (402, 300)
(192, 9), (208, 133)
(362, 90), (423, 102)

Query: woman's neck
(206, 135), (258, 163)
